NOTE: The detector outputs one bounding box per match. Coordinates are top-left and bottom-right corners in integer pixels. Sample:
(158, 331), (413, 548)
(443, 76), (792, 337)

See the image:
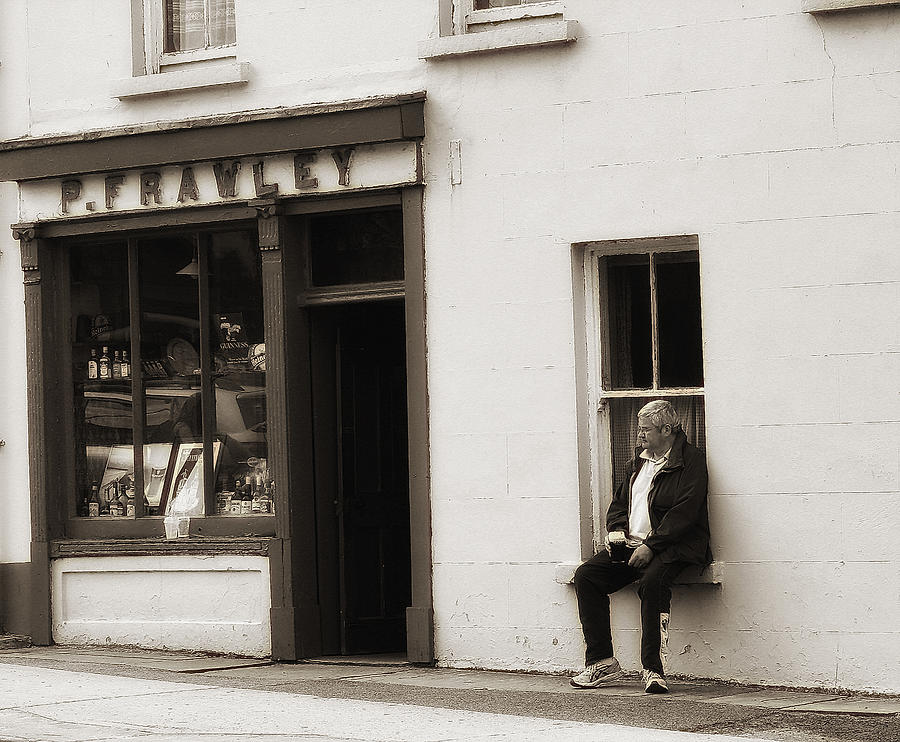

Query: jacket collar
(632, 429), (688, 472)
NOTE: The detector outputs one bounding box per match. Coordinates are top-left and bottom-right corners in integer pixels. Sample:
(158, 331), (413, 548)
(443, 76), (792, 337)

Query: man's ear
(661, 423), (673, 436)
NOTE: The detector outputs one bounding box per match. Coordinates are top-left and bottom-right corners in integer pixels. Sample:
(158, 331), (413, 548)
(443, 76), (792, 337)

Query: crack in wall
(813, 16), (838, 132)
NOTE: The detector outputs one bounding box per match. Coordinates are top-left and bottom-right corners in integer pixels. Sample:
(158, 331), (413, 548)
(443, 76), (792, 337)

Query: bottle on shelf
(112, 350), (121, 379)
(121, 350), (130, 379)
(98, 346), (111, 380)
(87, 348), (99, 380)
(88, 482), (101, 517)
(230, 478), (243, 515)
(118, 481), (129, 516)
(251, 474), (262, 514)
(241, 475), (253, 514)
(259, 483), (272, 514)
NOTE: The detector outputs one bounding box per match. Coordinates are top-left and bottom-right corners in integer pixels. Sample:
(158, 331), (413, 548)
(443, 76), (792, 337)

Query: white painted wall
(5, 0), (899, 691)
(419, 2), (900, 693)
(52, 556), (272, 656)
(0, 0), (33, 565)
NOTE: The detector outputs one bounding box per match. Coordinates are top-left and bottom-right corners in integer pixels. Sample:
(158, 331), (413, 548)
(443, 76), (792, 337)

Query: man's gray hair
(638, 400), (682, 432)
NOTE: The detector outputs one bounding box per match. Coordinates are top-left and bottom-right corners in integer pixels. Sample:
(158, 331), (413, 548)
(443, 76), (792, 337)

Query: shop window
(583, 238), (706, 519)
(71, 229), (271, 523)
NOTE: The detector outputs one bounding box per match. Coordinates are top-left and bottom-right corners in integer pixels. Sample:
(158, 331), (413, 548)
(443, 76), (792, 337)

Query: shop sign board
(18, 140), (420, 222)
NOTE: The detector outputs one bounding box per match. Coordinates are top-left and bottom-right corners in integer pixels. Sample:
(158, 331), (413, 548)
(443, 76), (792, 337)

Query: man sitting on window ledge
(571, 400), (712, 694)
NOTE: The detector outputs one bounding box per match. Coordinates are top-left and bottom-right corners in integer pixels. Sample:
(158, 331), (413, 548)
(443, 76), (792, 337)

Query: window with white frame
(583, 237), (706, 534)
(461, 0), (564, 33)
(141, 0), (236, 75)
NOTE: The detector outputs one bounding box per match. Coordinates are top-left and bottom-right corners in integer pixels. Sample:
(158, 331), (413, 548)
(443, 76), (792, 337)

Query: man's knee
(574, 552), (618, 593)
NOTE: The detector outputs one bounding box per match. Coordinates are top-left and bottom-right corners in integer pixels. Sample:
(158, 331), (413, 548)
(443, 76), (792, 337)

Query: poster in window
(143, 443), (174, 508)
(162, 441), (221, 516)
(218, 313), (250, 369)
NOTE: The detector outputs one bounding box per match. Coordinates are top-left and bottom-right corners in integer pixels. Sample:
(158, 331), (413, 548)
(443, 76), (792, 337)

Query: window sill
(418, 19), (578, 60)
(554, 560), (725, 586)
(111, 61), (250, 100)
(802, 0), (900, 11)
(50, 535), (276, 558)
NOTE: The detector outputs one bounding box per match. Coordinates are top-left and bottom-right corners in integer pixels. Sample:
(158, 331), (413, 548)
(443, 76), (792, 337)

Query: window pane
(309, 209), (404, 286)
(208, 0), (236, 47)
(138, 236), (203, 516)
(165, 0), (207, 52)
(608, 396), (706, 490)
(207, 231), (272, 516)
(71, 242), (133, 517)
(656, 252), (704, 388)
(605, 255), (652, 390)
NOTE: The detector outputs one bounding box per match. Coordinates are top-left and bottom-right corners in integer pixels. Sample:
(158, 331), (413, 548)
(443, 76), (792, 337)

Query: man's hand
(628, 543), (654, 569)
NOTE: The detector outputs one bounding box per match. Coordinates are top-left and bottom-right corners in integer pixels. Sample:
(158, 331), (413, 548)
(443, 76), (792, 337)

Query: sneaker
(570, 658), (624, 688)
(642, 669), (669, 694)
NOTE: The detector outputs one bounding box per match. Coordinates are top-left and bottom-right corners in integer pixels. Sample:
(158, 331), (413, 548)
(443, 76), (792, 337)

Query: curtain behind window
(608, 396), (706, 491)
(165, 0), (235, 53)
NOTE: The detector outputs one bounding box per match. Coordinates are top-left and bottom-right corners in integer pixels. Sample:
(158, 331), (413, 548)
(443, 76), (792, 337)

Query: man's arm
(642, 450), (708, 555)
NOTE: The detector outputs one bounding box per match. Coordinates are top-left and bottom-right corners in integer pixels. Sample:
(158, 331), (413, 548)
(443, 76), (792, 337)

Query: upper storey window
(164, 0), (236, 55)
(114, 0), (246, 98)
(420, 0), (576, 59)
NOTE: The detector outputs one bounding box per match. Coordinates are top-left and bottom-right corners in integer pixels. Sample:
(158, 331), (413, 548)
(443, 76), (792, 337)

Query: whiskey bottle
(112, 350), (122, 379)
(87, 348), (99, 380)
(241, 475), (253, 514)
(121, 350), (130, 379)
(88, 482), (101, 517)
(230, 478), (243, 514)
(98, 346), (111, 379)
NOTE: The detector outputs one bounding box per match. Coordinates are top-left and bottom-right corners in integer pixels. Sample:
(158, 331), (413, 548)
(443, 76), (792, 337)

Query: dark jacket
(606, 429), (712, 565)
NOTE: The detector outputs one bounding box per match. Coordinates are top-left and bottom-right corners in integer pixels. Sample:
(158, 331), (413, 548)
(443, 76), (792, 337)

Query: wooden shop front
(0, 94), (433, 662)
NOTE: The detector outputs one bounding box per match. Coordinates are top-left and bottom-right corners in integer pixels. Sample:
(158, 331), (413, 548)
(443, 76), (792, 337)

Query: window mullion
(649, 251), (660, 390)
(128, 238), (146, 517)
(204, 0), (212, 49)
(197, 233), (215, 516)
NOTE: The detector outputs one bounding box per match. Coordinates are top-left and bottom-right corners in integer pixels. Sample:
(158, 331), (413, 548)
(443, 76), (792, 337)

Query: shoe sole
(569, 669), (625, 688)
(645, 681), (668, 694)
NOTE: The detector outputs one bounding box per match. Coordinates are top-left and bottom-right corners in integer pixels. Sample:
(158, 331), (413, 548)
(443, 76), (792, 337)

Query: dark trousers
(573, 550), (688, 675)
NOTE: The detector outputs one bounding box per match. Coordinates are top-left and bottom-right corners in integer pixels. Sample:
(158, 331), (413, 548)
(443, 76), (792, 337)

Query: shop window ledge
(50, 536), (275, 559)
(554, 560), (724, 586)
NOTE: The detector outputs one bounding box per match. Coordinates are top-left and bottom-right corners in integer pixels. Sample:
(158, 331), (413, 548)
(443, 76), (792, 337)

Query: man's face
(637, 417), (670, 455)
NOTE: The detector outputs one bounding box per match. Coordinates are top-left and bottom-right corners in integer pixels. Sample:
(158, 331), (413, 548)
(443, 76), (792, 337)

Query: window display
(70, 229), (271, 523)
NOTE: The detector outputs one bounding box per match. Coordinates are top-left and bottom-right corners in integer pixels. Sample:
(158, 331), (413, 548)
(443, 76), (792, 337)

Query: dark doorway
(311, 300), (411, 655)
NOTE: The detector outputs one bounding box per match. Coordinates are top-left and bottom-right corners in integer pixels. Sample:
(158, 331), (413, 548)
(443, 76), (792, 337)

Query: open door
(311, 301), (411, 655)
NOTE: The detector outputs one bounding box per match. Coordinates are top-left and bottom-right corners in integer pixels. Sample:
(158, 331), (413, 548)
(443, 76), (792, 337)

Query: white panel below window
(51, 555), (272, 657)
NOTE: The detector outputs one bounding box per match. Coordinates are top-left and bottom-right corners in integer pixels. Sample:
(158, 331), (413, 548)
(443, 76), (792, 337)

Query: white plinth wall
(51, 555), (272, 657)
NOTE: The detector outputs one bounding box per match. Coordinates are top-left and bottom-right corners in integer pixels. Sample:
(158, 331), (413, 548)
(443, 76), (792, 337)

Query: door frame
(278, 188), (433, 662)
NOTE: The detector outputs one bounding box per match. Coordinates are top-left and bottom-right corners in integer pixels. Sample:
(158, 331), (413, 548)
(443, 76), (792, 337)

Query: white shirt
(628, 449), (670, 541)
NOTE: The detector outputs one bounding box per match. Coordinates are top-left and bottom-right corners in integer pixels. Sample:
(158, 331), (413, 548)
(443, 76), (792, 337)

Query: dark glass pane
(207, 231), (272, 516)
(138, 236), (203, 516)
(310, 209), (404, 286)
(605, 255), (652, 390)
(657, 252), (704, 388)
(608, 396), (706, 491)
(71, 242), (134, 517)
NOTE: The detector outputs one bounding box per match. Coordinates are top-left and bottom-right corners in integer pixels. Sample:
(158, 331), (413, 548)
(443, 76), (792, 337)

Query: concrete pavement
(0, 646), (896, 742)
